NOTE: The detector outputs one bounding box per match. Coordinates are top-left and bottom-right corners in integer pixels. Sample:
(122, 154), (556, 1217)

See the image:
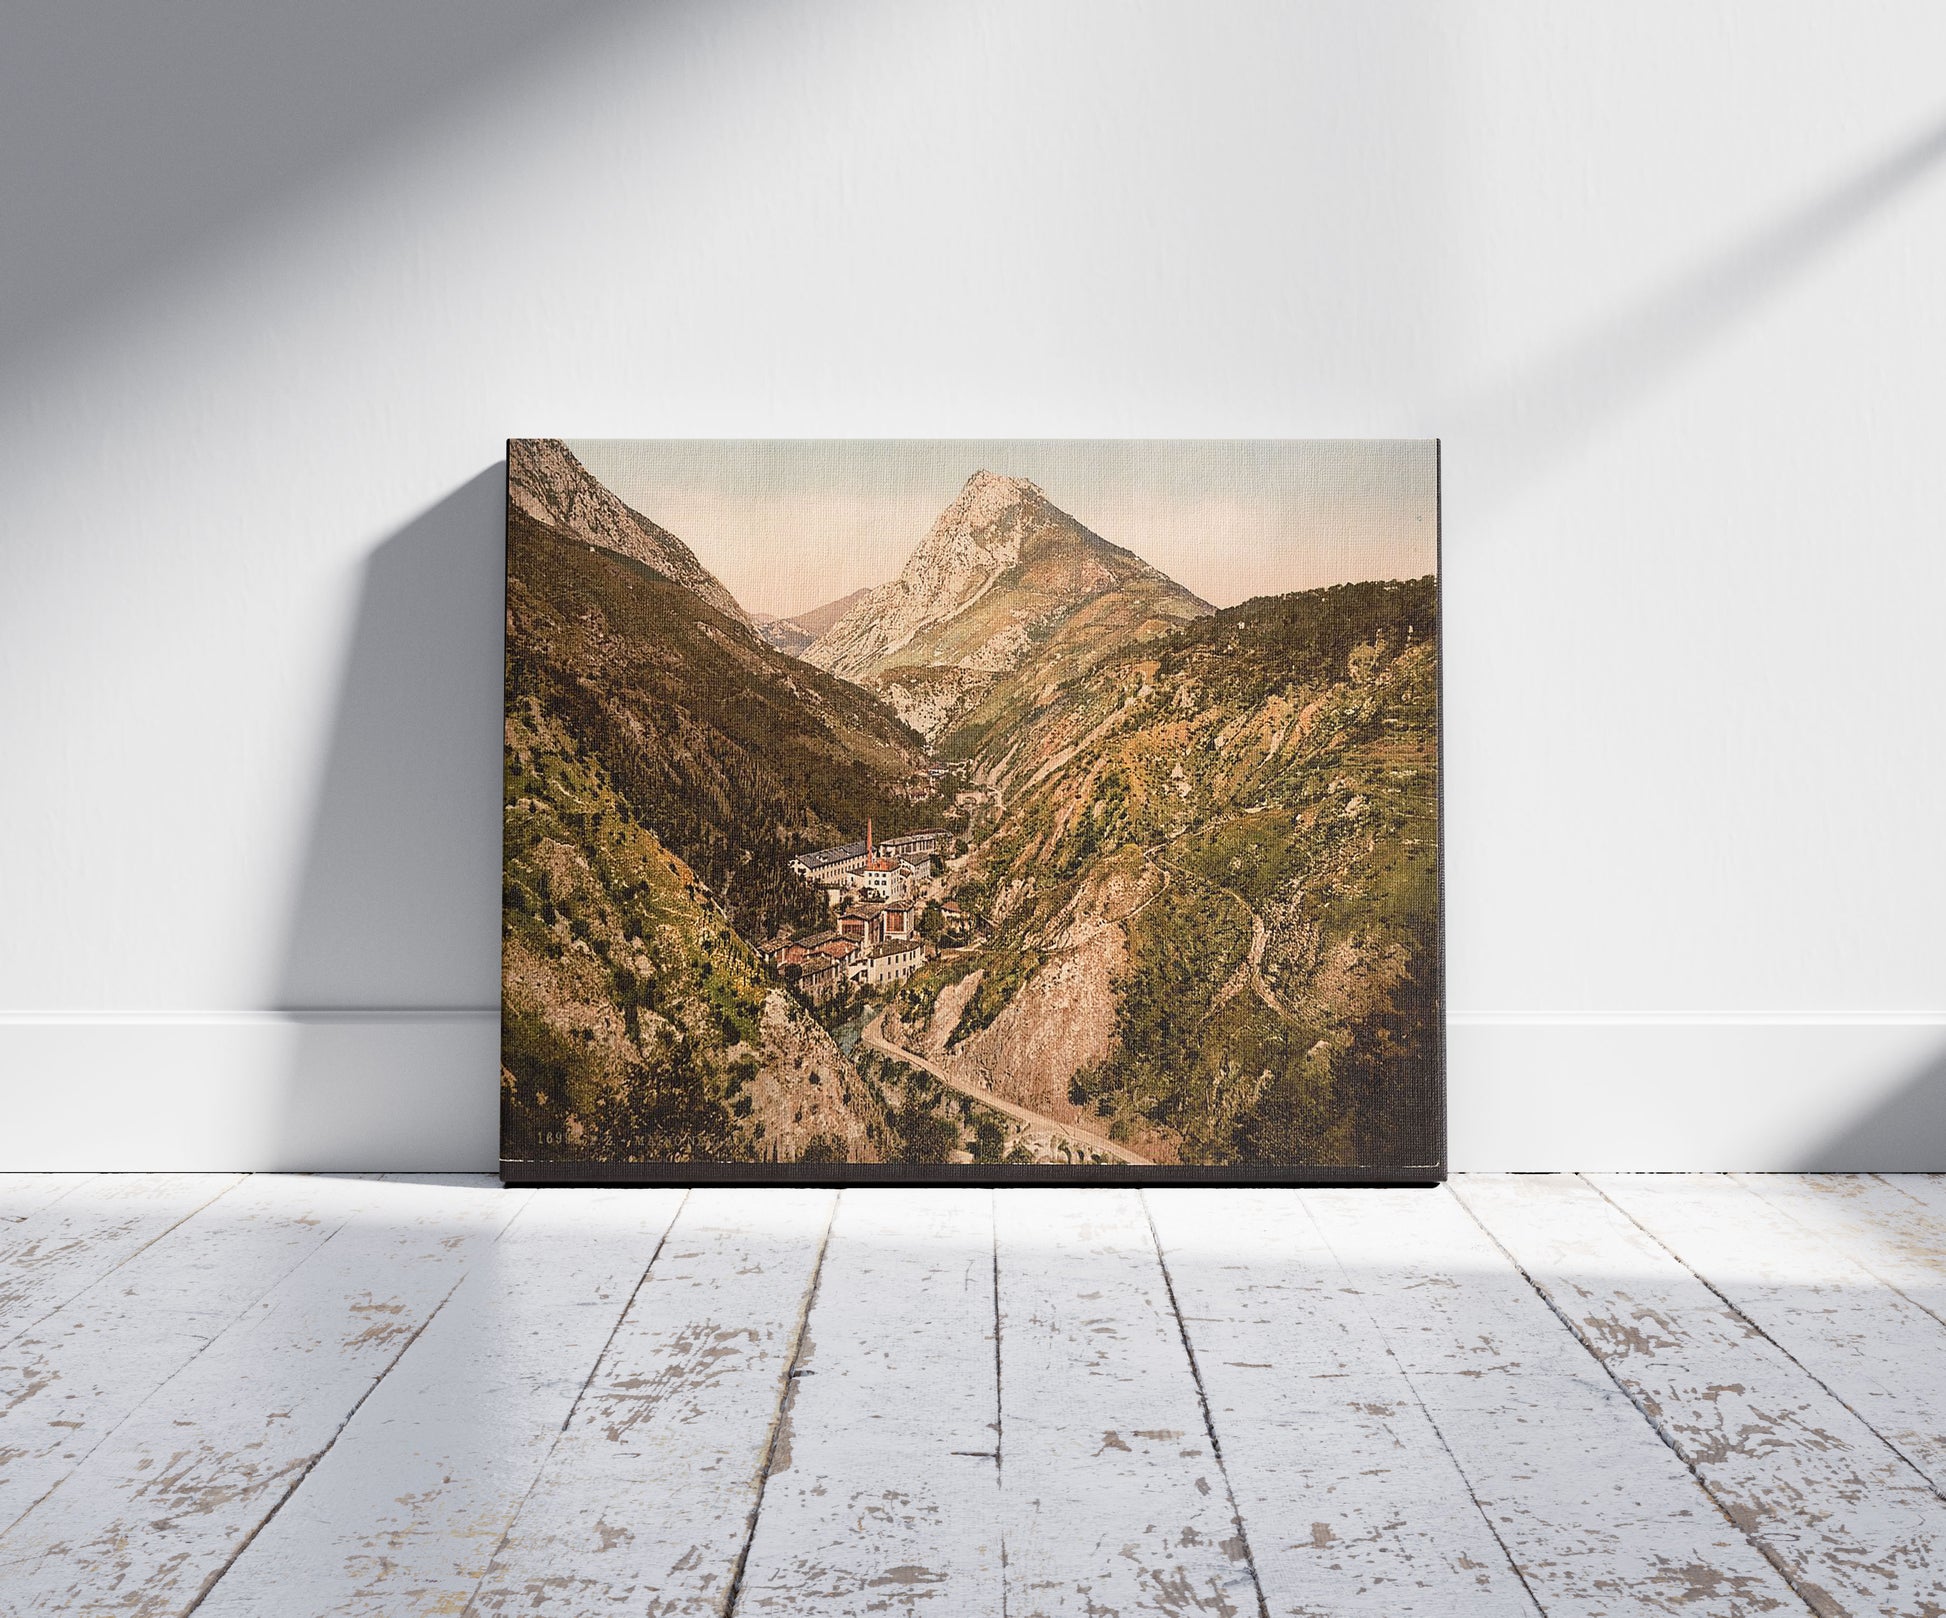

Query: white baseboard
(1448, 1014), (1946, 1171)
(0, 1013), (1940, 1172)
(0, 1012), (499, 1172)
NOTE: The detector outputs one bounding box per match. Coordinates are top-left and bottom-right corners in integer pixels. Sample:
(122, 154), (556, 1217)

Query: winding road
(860, 1012), (1152, 1167)
(861, 832), (1275, 1169)
(1146, 841), (1291, 1021)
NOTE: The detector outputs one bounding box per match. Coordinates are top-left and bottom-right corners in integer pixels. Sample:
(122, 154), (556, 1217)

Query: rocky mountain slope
(502, 695), (894, 1167)
(508, 439), (750, 625)
(882, 578), (1442, 1171)
(802, 472), (1211, 741)
(506, 506), (947, 945)
(753, 586), (871, 656)
(751, 616), (814, 656)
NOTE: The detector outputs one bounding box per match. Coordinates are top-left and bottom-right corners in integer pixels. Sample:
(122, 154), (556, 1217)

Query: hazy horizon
(565, 439), (1437, 620)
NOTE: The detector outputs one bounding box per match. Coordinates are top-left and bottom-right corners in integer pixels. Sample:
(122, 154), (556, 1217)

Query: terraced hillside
(881, 578), (1441, 1170)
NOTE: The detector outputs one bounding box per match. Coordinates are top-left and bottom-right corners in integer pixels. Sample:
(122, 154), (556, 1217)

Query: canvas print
(501, 440), (1441, 1182)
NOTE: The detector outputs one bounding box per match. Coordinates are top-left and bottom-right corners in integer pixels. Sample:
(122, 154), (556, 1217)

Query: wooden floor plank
(0, 1174), (96, 1223)
(190, 1186), (686, 1617)
(1305, 1186), (1805, 1616)
(1146, 1188), (1539, 1616)
(7, 1174), (1937, 1616)
(0, 1175), (396, 1536)
(1458, 1173), (1946, 1617)
(732, 1188), (1003, 1615)
(0, 1173), (244, 1348)
(1594, 1173), (1946, 1499)
(1734, 1175), (1946, 1323)
(1883, 1175), (1946, 1214)
(464, 1187), (837, 1616)
(0, 1176), (527, 1615)
(994, 1187), (1261, 1618)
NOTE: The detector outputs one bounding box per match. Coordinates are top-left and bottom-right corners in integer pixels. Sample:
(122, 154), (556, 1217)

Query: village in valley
(758, 822), (964, 1005)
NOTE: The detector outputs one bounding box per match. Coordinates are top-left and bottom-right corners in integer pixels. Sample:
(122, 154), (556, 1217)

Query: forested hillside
(506, 509), (952, 943)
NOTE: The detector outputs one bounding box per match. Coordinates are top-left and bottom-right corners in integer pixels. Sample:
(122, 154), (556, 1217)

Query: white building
(879, 829), (947, 859)
(859, 855), (905, 900)
(863, 939), (924, 987)
(794, 826), (944, 904)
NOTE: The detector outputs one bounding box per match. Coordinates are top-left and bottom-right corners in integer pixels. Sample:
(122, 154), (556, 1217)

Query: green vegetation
(501, 692), (898, 1166)
(1171, 809), (1306, 911)
(502, 702), (753, 1162)
(1053, 769), (1130, 877)
(1157, 577), (1437, 704)
(505, 445), (1441, 1172)
(1094, 879), (1250, 1121)
(507, 509), (956, 944)
(946, 944), (1041, 1049)
(931, 573), (1441, 1169)
(854, 1047), (967, 1163)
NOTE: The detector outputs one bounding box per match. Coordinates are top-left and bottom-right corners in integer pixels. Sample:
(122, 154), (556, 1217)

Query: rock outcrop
(803, 471), (1039, 678)
(744, 991), (889, 1163)
(508, 438), (750, 625)
(803, 470), (1211, 743)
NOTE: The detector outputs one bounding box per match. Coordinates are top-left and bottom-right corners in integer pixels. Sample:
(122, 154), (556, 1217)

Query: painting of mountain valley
(501, 440), (1442, 1182)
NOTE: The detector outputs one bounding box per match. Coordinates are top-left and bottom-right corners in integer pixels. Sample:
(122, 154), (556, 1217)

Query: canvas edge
(499, 1160), (1447, 1187)
(1430, 436), (1448, 1171)
(497, 438), (1448, 1187)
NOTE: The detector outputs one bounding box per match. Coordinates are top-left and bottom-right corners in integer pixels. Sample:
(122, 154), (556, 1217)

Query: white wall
(5, 0), (1943, 1171)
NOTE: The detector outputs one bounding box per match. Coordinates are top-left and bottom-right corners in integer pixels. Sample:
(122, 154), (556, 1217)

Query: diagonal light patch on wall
(1444, 110), (1946, 515)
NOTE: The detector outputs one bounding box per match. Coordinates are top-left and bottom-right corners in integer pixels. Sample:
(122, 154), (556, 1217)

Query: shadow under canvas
(1795, 1041), (1946, 1172)
(270, 468), (506, 1171)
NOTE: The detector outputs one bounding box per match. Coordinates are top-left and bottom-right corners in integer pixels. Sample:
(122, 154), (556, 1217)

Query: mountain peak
(802, 471), (1209, 704)
(961, 467), (1040, 496)
(950, 469), (1045, 529)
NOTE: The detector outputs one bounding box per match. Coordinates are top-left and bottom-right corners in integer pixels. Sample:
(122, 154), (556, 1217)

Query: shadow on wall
(1450, 110), (1946, 514)
(272, 467), (506, 1171)
(1796, 1042), (1946, 1173)
(0, 1), (645, 379)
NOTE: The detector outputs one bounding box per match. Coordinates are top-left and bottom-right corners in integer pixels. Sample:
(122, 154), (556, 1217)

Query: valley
(502, 443), (1440, 1173)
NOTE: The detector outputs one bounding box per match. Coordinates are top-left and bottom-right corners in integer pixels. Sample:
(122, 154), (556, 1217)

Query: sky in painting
(566, 439), (1437, 620)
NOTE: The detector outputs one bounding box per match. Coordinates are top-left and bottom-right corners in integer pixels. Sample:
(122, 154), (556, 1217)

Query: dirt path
(1148, 842), (1290, 1021)
(1242, 908), (1287, 1015)
(1127, 847), (1174, 922)
(860, 1013), (1152, 1167)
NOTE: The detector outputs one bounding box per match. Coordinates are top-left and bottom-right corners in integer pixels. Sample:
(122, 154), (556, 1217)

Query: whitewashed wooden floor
(2, 1176), (1944, 1615)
